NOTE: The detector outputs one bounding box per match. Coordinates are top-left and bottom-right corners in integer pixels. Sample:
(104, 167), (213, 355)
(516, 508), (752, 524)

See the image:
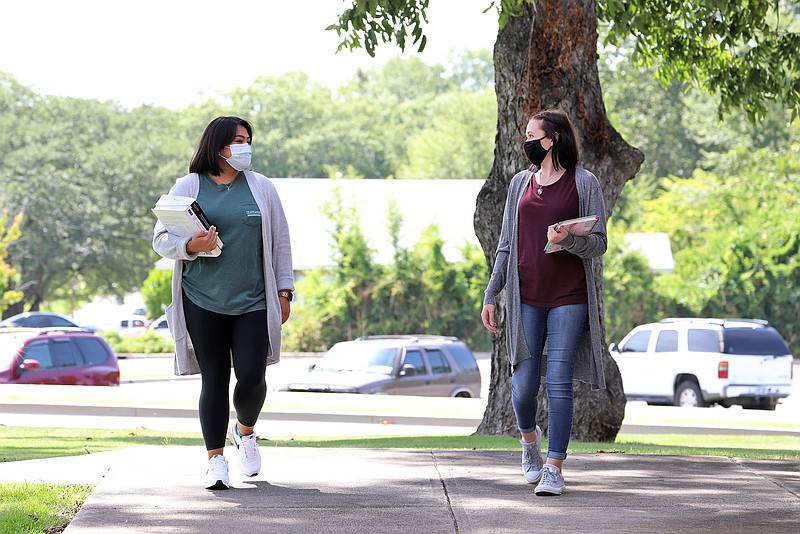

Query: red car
(0, 328), (120, 386)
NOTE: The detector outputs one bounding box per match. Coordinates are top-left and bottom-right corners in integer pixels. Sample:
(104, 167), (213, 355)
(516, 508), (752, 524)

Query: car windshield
(0, 332), (34, 368)
(315, 344), (397, 374)
(723, 328), (791, 355)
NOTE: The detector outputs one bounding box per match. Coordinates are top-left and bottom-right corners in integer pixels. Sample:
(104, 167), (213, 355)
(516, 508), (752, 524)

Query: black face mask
(524, 137), (550, 167)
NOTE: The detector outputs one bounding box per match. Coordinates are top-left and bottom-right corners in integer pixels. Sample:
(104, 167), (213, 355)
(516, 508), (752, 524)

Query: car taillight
(718, 361), (729, 379)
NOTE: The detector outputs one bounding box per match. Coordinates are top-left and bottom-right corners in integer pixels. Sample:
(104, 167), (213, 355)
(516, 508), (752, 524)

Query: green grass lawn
(0, 482), (91, 534)
(2, 426), (798, 533)
(2, 425), (798, 461)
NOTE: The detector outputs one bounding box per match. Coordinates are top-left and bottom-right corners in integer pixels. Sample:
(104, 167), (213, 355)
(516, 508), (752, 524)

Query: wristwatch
(278, 290), (293, 302)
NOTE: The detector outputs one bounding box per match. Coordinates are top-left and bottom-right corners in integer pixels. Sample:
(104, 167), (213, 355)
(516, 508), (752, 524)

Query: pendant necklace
(536, 175), (546, 195)
(536, 171), (562, 195)
(215, 176), (236, 191)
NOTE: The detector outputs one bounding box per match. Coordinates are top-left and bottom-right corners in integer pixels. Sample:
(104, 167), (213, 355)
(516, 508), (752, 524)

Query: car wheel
(454, 391), (472, 398)
(675, 381), (707, 408)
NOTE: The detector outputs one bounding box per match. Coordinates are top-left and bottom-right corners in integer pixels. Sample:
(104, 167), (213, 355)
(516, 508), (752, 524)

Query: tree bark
(474, 0), (643, 441)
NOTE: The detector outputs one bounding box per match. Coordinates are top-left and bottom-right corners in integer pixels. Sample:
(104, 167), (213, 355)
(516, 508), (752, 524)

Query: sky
(1, 0), (499, 109)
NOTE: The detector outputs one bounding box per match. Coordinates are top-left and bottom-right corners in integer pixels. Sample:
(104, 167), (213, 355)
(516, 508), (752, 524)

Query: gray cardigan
(483, 167), (608, 389)
(153, 171), (294, 376)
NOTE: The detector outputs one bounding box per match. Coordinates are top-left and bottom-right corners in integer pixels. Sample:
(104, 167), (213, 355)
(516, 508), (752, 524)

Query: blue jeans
(512, 303), (588, 460)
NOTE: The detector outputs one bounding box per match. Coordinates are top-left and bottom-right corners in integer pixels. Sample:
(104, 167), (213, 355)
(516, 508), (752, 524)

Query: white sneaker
(535, 464), (565, 496)
(228, 421), (261, 476)
(521, 426), (544, 484)
(204, 454), (229, 490)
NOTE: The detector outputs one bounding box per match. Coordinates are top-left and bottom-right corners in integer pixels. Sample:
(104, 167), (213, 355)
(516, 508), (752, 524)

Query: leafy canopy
(330, 1), (800, 121)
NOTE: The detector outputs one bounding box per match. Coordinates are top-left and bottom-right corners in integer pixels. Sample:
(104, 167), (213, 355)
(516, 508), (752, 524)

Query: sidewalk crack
(430, 451), (459, 533)
(730, 457), (800, 499)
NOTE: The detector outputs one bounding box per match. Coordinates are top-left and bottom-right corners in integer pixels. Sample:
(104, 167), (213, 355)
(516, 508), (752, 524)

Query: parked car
(147, 315), (172, 339)
(610, 318), (794, 410)
(0, 311), (96, 332)
(278, 335), (481, 397)
(118, 316), (148, 337)
(0, 328), (120, 386)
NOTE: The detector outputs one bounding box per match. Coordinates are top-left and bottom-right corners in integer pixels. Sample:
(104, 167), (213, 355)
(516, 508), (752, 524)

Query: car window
(50, 339), (78, 368)
(74, 337), (110, 365)
(316, 344), (396, 374)
(20, 341), (54, 369)
(28, 316), (75, 328)
(688, 329), (721, 352)
(723, 328), (791, 355)
(621, 330), (651, 352)
(427, 349), (452, 374)
(655, 330), (678, 352)
(0, 334), (28, 368)
(402, 350), (427, 375)
(448, 344), (479, 372)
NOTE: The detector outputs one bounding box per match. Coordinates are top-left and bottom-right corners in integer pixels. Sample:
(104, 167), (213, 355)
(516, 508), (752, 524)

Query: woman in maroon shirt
(481, 109), (607, 496)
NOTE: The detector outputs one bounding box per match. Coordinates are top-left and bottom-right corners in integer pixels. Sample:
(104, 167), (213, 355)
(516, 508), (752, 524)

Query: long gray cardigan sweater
(483, 167), (607, 389)
(153, 170), (294, 376)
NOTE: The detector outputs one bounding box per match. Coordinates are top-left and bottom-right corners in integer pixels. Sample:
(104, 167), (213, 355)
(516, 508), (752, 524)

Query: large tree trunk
(474, 0), (643, 441)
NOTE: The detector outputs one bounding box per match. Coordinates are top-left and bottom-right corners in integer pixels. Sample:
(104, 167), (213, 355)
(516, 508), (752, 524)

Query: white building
(156, 178), (487, 272)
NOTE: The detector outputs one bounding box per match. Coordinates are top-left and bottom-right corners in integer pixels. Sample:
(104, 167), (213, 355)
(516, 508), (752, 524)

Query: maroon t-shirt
(517, 169), (588, 307)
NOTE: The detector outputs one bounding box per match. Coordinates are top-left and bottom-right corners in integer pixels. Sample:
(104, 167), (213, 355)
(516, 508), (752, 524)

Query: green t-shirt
(182, 173), (266, 315)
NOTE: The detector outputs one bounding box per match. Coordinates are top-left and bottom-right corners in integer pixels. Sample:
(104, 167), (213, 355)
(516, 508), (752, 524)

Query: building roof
(624, 232), (675, 273)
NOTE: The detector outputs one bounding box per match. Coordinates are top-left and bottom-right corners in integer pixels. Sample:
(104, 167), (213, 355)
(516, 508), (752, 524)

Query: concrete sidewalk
(2, 446), (799, 533)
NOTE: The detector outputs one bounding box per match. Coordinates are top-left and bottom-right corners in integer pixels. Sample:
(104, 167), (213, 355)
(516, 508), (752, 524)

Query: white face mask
(222, 143), (252, 171)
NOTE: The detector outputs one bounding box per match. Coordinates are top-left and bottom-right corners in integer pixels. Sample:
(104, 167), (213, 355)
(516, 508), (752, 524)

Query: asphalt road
(1, 354), (796, 437)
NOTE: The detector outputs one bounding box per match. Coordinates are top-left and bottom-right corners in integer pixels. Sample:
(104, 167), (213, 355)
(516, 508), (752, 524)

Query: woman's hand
(279, 296), (291, 324)
(186, 226), (219, 254)
(547, 223), (568, 245)
(481, 304), (498, 333)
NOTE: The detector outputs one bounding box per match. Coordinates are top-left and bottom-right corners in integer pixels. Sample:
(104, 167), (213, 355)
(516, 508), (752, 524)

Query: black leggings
(183, 294), (269, 450)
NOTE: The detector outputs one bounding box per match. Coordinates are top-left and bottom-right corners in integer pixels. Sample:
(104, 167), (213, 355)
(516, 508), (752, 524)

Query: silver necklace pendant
(537, 185), (544, 195)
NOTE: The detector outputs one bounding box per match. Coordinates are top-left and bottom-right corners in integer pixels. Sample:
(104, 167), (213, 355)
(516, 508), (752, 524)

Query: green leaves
(598, 0), (800, 121)
(634, 146), (800, 353)
(330, 0), (431, 57)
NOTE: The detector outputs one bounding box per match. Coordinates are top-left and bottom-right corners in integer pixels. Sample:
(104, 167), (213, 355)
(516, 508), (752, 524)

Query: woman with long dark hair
(481, 109), (607, 496)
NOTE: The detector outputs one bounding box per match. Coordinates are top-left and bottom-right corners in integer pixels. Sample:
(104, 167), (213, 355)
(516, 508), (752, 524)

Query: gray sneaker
(521, 425), (544, 484)
(535, 463), (565, 496)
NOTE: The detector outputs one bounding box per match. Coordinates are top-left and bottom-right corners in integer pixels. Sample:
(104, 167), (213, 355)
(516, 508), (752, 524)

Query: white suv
(610, 318), (794, 410)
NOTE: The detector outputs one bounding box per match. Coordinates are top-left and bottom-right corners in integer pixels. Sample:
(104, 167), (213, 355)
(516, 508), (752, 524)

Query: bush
(141, 269), (172, 319)
(99, 330), (174, 354)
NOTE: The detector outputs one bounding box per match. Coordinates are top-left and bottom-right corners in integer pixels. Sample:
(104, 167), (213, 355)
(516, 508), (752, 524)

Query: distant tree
(641, 145), (800, 353)
(443, 48), (495, 91)
(397, 90), (496, 179)
(0, 83), (184, 315)
(0, 212), (23, 314)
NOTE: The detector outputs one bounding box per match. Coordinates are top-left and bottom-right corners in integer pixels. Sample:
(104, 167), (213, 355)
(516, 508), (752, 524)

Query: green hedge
(99, 331), (174, 354)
